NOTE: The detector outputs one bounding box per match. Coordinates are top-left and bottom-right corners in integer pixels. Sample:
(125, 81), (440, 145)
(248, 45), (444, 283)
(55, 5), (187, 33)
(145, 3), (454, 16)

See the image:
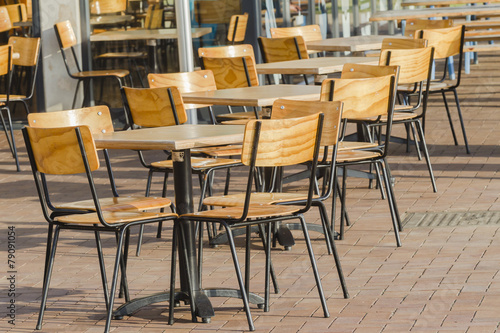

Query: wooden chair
(90, 0), (127, 15)
(403, 18), (453, 38)
(148, 70), (217, 124)
(227, 13), (248, 44)
(258, 35), (309, 84)
(0, 6), (13, 40)
(175, 113), (332, 330)
(122, 86), (242, 254)
(0, 44), (18, 171)
(54, 20), (131, 109)
(198, 43), (256, 59)
(378, 47), (437, 192)
(23, 125), (176, 333)
(417, 25), (469, 154)
(2, 3), (27, 35)
(27, 104), (174, 212)
(320, 74), (402, 246)
(270, 24), (323, 54)
(202, 98), (349, 297)
(0, 36), (40, 117)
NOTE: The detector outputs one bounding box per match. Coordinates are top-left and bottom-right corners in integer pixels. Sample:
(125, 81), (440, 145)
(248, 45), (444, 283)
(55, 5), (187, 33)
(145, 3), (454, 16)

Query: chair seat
(151, 156), (241, 170)
(336, 150), (382, 163)
(96, 51), (147, 59)
(73, 69), (130, 78)
(57, 196), (172, 212)
(0, 94), (27, 101)
(192, 145), (242, 157)
(338, 141), (378, 151)
(381, 111), (419, 122)
(428, 81), (453, 91)
(203, 192), (319, 207)
(216, 110), (269, 121)
(182, 204), (302, 220)
(55, 210), (177, 225)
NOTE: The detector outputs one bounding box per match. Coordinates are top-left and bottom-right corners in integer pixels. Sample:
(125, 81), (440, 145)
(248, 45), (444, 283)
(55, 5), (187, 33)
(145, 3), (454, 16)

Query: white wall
(39, 0), (82, 111)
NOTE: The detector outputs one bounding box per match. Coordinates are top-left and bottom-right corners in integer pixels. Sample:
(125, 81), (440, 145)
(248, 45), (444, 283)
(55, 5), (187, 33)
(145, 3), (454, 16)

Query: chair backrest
(0, 44), (12, 77)
(27, 105), (115, 135)
(320, 75), (396, 120)
(417, 25), (464, 59)
(24, 125), (99, 175)
(122, 86), (188, 128)
(0, 6), (12, 33)
(404, 18), (453, 38)
(3, 3), (27, 23)
(144, 4), (164, 29)
(201, 55), (259, 89)
(381, 37), (427, 50)
(241, 113), (323, 168)
(194, 0), (240, 25)
(9, 36), (39, 67)
(227, 13), (248, 44)
(341, 63), (400, 80)
(379, 47), (434, 85)
(271, 99), (342, 148)
(90, 0), (127, 15)
(258, 36), (309, 63)
(148, 70), (217, 109)
(54, 20), (77, 49)
(198, 44), (255, 60)
(270, 24), (322, 42)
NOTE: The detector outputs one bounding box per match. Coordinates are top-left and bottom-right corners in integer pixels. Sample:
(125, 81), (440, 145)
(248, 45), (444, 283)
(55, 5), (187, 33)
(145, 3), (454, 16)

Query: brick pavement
(0, 53), (499, 332)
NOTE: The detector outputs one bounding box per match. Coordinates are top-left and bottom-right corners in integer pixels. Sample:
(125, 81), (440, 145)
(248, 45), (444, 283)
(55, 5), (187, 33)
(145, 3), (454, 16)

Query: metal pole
(308, 0), (315, 25)
(387, 0), (394, 34)
(353, 0), (360, 35)
(331, 0), (340, 38)
(283, 0), (291, 27)
(79, 0), (93, 105)
(176, 0), (194, 72)
(32, 0), (45, 112)
(242, 0), (262, 64)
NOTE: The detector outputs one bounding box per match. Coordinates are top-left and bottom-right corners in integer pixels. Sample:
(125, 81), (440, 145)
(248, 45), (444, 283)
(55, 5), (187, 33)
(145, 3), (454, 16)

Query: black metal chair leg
(441, 90), (459, 146)
(168, 221), (179, 325)
(0, 107), (20, 171)
(410, 122), (422, 160)
(264, 223), (272, 312)
(94, 230), (110, 310)
(415, 120), (438, 192)
(380, 161), (402, 247)
(257, 224), (279, 295)
(222, 223), (255, 331)
(71, 80), (82, 109)
(298, 216), (329, 318)
(452, 88), (470, 154)
(317, 202), (333, 255)
(244, 225), (251, 297)
(339, 166), (347, 240)
(104, 228), (127, 333)
(36, 226), (61, 330)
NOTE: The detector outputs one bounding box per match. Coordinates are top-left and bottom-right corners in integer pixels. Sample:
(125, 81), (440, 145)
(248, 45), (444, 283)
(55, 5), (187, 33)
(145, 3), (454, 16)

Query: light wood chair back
(381, 37), (427, 50)
(148, 70), (217, 109)
(341, 63), (399, 80)
(3, 3), (27, 23)
(144, 4), (164, 29)
(90, 0), (127, 15)
(9, 36), (40, 67)
(201, 55), (259, 89)
(417, 25), (464, 59)
(404, 18), (453, 38)
(198, 44), (255, 60)
(54, 20), (77, 49)
(271, 99), (342, 147)
(227, 13), (248, 44)
(0, 6), (12, 32)
(20, 0), (31, 19)
(241, 113), (322, 167)
(24, 125), (99, 175)
(28, 105), (115, 135)
(194, 0), (240, 25)
(320, 75), (395, 120)
(258, 36), (309, 63)
(379, 47), (434, 85)
(0, 44), (12, 77)
(270, 24), (322, 42)
(122, 86), (188, 128)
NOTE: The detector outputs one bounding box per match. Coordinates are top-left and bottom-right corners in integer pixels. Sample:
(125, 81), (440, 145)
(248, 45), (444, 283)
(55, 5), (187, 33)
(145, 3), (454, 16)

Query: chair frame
(23, 125), (176, 333)
(175, 113), (332, 331)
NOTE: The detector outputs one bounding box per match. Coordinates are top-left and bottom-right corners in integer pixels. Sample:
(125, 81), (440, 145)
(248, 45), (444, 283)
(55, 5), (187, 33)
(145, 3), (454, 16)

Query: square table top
(255, 56), (378, 75)
(90, 27), (212, 42)
(306, 35), (408, 52)
(94, 124), (245, 151)
(370, 4), (500, 21)
(182, 84), (321, 107)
